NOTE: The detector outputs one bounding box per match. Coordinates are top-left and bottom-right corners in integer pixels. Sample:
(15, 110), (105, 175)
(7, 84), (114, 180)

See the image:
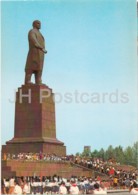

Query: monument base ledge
(6, 137), (64, 145)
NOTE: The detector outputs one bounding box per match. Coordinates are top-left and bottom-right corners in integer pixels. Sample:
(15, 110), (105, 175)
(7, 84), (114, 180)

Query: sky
(1, 0), (138, 154)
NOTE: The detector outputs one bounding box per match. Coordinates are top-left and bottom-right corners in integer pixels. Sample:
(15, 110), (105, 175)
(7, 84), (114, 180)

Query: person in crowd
(129, 185), (138, 194)
(13, 179), (23, 194)
(113, 176), (118, 188)
(3, 178), (10, 194)
(51, 179), (59, 194)
(69, 180), (79, 194)
(45, 179), (53, 194)
(93, 183), (107, 194)
(8, 176), (15, 194)
(59, 181), (67, 194)
(1, 179), (6, 194)
(23, 180), (31, 194)
(65, 179), (70, 193)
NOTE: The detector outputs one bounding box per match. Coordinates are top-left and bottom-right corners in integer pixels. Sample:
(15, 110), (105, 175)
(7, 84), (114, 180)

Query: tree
(114, 146), (124, 164)
(132, 141), (138, 168)
(98, 148), (105, 160)
(105, 145), (114, 160)
(77, 142), (138, 168)
(124, 146), (133, 165)
(91, 149), (99, 158)
(76, 152), (80, 156)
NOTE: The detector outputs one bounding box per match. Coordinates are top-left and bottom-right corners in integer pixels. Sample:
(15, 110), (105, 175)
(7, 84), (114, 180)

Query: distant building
(84, 146), (91, 153)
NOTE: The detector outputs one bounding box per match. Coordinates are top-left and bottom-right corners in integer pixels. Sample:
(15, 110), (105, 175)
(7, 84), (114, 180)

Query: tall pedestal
(2, 84), (66, 156)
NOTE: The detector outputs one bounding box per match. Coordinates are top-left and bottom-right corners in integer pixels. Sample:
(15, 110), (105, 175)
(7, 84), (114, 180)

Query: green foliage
(79, 142), (138, 167)
(114, 146), (125, 164)
(91, 149), (99, 158)
(104, 145), (114, 160)
(98, 148), (105, 160)
(76, 152), (80, 156)
(82, 148), (91, 157)
(133, 142), (138, 168)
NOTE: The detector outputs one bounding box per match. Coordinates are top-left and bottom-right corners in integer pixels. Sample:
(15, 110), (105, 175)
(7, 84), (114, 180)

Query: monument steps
(71, 162), (109, 178)
(2, 165), (16, 178)
(2, 160), (92, 178)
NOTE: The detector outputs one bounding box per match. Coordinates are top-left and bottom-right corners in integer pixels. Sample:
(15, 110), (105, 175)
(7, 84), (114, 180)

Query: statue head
(32, 20), (41, 29)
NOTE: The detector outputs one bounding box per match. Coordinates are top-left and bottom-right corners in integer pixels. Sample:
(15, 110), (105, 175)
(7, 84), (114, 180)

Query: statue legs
(35, 70), (42, 84)
(25, 70), (32, 84)
(25, 70), (42, 84)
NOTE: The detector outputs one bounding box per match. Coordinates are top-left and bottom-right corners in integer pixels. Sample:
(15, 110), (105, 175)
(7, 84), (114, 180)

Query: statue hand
(42, 49), (47, 54)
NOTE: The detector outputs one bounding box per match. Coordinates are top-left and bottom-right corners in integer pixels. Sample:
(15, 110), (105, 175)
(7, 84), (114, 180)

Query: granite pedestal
(2, 84), (66, 156)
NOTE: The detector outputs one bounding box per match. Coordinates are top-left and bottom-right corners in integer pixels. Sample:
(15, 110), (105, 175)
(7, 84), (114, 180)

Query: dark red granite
(2, 84), (66, 156)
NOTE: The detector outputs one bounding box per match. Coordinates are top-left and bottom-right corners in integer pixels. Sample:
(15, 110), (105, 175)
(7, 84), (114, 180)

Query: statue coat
(25, 28), (45, 71)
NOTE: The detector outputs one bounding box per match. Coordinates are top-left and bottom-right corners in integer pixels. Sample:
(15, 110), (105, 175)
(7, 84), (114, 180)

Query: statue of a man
(24, 20), (47, 85)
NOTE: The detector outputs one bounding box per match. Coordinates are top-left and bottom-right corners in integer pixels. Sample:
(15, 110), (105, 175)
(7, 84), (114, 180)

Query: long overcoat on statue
(25, 28), (45, 71)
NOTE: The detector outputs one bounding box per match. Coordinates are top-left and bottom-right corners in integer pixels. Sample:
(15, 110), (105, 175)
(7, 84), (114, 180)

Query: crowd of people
(2, 175), (108, 194)
(2, 175), (138, 194)
(2, 153), (138, 194)
(74, 156), (138, 189)
(2, 152), (72, 162)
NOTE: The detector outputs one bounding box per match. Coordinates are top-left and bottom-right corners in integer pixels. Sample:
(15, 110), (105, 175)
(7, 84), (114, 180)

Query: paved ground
(108, 192), (129, 194)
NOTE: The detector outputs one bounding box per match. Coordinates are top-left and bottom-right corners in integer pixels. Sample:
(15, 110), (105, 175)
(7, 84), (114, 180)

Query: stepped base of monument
(2, 137), (66, 156)
(2, 160), (92, 178)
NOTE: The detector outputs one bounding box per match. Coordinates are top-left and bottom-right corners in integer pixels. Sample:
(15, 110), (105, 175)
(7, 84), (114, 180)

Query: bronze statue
(24, 20), (47, 85)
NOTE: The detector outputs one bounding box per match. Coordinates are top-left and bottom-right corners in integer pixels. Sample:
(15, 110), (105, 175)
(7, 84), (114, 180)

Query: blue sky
(1, 0), (138, 154)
